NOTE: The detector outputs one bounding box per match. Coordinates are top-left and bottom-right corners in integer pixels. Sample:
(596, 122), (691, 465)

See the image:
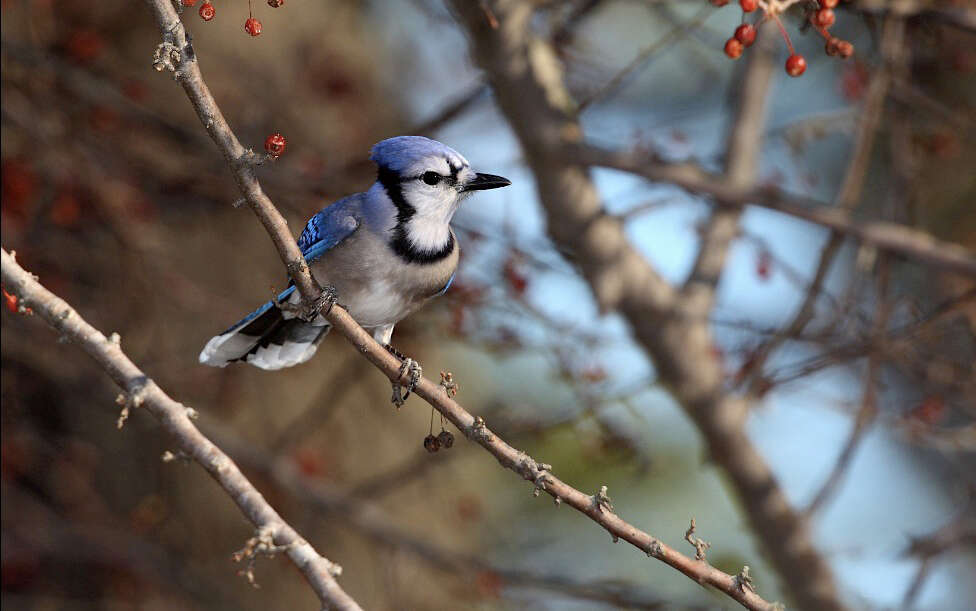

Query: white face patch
(397, 154), (471, 253)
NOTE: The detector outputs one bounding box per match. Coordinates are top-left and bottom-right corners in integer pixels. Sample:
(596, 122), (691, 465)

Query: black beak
(461, 173), (511, 192)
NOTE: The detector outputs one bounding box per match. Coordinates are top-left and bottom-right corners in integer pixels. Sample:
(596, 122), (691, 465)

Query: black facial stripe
(377, 166), (415, 225)
(378, 164), (456, 265)
(390, 228), (455, 265)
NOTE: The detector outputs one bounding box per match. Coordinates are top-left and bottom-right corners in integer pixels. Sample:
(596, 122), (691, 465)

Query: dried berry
(826, 37), (840, 56)
(264, 133), (286, 157)
(437, 430), (455, 449)
(786, 54), (807, 77)
(268, 0), (284, 6)
(836, 40), (853, 58)
(423, 434), (441, 453)
(244, 17), (262, 37)
(199, 2), (215, 21)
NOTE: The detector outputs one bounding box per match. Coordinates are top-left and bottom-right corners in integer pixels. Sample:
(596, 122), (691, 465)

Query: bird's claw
(391, 357), (422, 409)
(384, 343), (406, 361)
(300, 285), (339, 322)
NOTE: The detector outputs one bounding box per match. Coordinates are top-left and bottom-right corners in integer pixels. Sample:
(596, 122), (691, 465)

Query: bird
(198, 136), (511, 371)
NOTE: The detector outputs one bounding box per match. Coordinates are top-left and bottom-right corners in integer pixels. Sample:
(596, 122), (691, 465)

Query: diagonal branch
(136, 0), (779, 609)
(683, 23), (775, 304)
(448, 1), (846, 609)
(0, 249), (362, 611)
(572, 144), (976, 277)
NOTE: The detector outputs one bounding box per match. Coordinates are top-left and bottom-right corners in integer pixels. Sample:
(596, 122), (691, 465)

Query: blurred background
(2, 0), (974, 609)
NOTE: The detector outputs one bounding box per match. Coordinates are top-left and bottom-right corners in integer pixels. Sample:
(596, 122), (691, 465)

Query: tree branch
(447, 1), (846, 609)
(136, 1), (780, 609)
(0, 249), (362, 611)
(571, 143), (976, 277)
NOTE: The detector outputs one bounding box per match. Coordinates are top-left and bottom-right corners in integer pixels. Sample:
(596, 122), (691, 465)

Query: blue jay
(199, 136), (511, 370)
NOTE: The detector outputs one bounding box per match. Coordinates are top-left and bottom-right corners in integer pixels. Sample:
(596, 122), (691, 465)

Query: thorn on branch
(439, 371), (459, 398)
(232, 525), (294, 588)
(529, 461), (552, 497)
(161, 450), (191, 464)
(594, 485), (614, 514)
(735, 565), (756, 593)
(466, 416), (492, 443)
(685, 518), (711, 561)
(152, 41), (182, 73)
(115, 383), (147, 430)
(646, 540), (663, 558)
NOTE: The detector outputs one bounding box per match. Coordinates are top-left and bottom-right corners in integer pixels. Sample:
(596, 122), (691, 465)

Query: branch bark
(0, 249), (362, 611)
(134, 1), (780, 608)
(448, 1), (847, 609)
(572, 144), (976, 277)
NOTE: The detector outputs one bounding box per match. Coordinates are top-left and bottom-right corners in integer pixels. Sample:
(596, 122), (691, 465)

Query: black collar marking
(377, 166), (456, 265)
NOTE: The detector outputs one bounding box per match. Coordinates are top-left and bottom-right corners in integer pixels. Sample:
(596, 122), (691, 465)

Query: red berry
(785, 54), (807, 77)
(821, 0), (838, 7)
(826, 37), (840, 56)
(836, 40), (853, 58)
(182, 0), (198, 6)
(3, 289), (19, 313)
(199, 2), (215, 20)
(739, 0), (758, 13)
(724, 37), (744, 59)
(244, 17), (262, 36)
(268, 0), (284, 6)
(734, 24), (757, 46)
(813, 8), (835, 28)
(264, 132), (286, 157)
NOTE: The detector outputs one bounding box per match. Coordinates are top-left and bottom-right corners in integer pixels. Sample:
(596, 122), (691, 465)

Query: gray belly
(307, 228), (458, 329)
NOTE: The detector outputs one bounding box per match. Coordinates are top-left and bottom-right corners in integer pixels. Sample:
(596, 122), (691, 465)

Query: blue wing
(297, 198), (360, 264)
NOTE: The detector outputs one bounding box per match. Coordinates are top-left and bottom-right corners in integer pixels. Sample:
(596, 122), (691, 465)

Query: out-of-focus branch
(805, 257), (891, 516)
(683, 23), (774, 303)
(448, 1), (845, 610)
(741, 15), (906, 394)
(205, 420), (685, 611)
(138, 1), (778, 608)
(901, 504), (976, 608)
(572, 144), (976, 277)
(0, 249), (362, 611)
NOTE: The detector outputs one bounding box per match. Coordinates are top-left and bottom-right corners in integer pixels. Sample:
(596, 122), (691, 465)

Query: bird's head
(371, 136), (510, 227)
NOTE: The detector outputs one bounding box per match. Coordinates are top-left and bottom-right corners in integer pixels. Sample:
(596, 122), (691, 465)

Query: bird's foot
(299, 285), (339, 322)
(384, 343), (406, 361)
(391, 356), (422, 409)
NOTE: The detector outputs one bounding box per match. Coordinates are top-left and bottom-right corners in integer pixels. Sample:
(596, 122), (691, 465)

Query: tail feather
(199, 287), (330, 370)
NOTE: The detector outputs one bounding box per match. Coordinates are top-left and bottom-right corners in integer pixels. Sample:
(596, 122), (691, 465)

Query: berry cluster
(182, 0), (284, 35)
(424, 430), (455, 453)
(715, 0), (854, 77)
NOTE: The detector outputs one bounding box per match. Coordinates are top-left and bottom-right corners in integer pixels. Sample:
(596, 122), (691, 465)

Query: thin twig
(138, 0), (781, 608)
(0, 249), (361, 611)
(805, 256), (891, 516)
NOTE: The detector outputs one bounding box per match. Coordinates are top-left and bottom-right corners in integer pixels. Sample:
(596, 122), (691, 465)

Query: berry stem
(772, 13), (795, 55)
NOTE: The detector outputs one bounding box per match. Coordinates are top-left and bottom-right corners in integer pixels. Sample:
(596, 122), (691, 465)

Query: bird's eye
(421, 171), (441, 186)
